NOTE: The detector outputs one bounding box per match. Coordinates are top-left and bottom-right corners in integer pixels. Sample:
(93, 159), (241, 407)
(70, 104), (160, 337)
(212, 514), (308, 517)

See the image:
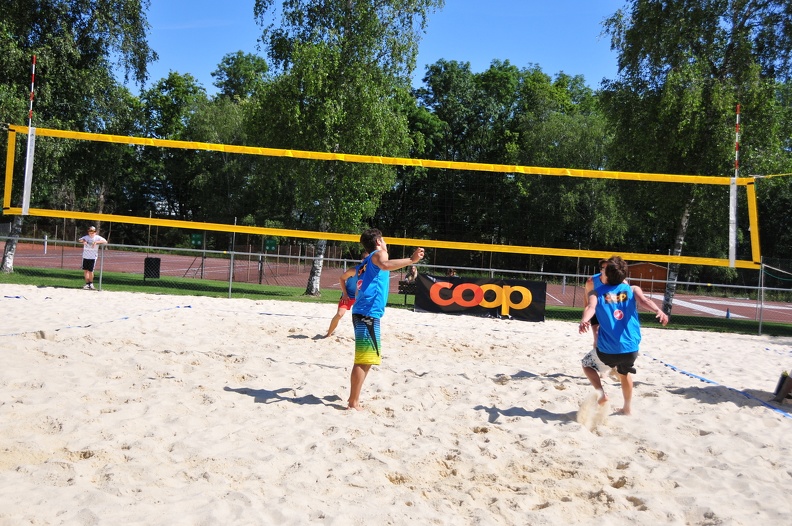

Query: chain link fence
(3, 235), (791, 336)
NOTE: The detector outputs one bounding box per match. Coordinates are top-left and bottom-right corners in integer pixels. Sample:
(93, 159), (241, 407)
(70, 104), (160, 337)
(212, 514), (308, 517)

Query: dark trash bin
(144, 257), (161, 279)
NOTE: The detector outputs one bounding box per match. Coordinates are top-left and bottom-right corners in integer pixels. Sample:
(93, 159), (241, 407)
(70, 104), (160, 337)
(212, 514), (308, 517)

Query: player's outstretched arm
(373, 247), (424, 272)
(632, 285), (669, 326)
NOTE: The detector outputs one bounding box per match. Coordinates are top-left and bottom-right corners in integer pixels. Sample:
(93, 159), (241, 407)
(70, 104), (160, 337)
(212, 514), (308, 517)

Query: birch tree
(252, 0), (444, 295)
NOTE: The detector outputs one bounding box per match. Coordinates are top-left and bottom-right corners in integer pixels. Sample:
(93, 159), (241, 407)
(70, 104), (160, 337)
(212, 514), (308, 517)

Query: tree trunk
(662, 196), (694, 314)
(305, 239), (326, 296)
(1, 215), (23, 273)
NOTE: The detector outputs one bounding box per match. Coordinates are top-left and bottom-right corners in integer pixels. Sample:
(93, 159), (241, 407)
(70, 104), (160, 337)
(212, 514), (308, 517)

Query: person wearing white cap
(78, 226), (107, 289)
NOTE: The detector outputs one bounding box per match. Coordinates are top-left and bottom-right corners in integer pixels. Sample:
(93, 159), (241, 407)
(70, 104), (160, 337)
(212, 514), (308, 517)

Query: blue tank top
(343, 272), (357, 299)
(594, 281), (641, 355)
(352, 250), (389, 318)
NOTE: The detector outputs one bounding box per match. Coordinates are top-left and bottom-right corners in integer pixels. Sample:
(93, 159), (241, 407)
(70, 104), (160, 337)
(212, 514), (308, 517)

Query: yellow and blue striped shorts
(352, 314), (381, 365)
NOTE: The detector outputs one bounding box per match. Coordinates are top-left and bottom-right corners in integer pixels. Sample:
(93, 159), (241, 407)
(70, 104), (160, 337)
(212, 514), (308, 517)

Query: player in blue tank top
(346, 228), (424, 410)
(584, 259), (609, 347)
(324, 253), (367, 338)
(352, 250), (390, 319)
(579, 256), (669, 415)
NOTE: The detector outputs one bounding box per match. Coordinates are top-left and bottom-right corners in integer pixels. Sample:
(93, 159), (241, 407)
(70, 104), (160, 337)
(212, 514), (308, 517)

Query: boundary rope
(643, 352), (791, 419)
(0, 301), (192, 338)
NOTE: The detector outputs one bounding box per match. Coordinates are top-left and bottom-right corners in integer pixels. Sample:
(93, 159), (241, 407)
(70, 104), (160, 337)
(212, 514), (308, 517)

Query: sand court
(1, 284), (790, 525)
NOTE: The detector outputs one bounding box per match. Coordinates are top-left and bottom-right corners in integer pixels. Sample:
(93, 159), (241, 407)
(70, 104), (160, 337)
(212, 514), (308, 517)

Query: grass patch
(0, 266), (334, 303)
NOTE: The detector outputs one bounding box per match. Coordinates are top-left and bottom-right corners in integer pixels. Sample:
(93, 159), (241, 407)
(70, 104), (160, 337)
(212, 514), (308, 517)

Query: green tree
(753, 80), (792, 261)
(413, 59), (492, 245)
(211, 51), (269, 100)
(601, 0), (792, 311)
(1, 0), (156, 272)
(513, 70), (614, 270)
(410, 59), (530, 269)
(397, 60), (611, 271)
(184, 95), (295, 242)
(57, 84), (146, 244)
(252, 0), (444, 295)
(139, 72), (208, 227)
(372, 88), (445, 241)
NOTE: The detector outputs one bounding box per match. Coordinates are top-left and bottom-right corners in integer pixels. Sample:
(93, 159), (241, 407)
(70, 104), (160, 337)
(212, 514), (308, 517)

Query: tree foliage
(3, 0), (792, 283)
(600, 0), (792, 306)
(0, 0), (156, 128)
(1, 0), (156, 272)
(211, 51), (269, 100)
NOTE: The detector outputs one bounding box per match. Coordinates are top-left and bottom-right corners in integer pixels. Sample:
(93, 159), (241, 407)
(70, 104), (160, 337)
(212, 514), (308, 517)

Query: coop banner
(414, 274), (546, 322)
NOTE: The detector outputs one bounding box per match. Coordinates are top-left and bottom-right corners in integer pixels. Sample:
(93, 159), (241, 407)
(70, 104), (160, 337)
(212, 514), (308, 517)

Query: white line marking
(648, 294), (747, 318)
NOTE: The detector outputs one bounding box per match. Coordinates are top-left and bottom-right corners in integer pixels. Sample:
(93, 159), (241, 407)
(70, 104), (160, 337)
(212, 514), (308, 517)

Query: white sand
(1, 284), (790, 525)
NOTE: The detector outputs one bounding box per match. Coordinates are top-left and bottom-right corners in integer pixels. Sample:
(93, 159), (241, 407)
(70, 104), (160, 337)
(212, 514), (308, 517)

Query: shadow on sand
(224, 386), (346, 410)
(473, 404), (577, 425)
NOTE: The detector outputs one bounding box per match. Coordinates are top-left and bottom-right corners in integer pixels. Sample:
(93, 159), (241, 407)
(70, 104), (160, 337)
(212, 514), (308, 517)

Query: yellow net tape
(7, 125), (752, 186)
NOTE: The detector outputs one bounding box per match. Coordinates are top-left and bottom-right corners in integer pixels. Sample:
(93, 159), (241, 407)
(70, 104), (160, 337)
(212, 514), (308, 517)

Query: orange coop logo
(428, 282), (533, 317)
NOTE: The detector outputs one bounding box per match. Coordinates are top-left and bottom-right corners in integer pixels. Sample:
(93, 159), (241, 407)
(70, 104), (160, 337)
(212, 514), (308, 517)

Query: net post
(22, 128), (36, 214)
(22, 55), (37, 215)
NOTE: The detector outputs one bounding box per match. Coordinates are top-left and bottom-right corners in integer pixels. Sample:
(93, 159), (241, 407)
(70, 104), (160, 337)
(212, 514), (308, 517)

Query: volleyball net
(3, 123), (762, 270)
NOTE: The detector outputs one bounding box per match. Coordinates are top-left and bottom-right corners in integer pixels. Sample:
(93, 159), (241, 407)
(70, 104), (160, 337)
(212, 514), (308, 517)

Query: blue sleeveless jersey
(352, 250), (389, 318)
(344, 273), (357, 299)
(594, 281), (641, 354)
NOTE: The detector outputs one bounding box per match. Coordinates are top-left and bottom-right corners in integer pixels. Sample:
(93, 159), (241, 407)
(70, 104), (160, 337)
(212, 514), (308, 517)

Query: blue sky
(133, 0), (625, 95)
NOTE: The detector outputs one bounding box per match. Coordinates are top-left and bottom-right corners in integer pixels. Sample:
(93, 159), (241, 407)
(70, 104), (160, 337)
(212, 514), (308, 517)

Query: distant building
(627, 262), (668, 293)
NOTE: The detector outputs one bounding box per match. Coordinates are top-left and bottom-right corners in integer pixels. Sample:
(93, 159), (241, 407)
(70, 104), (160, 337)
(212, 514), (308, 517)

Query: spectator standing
(78, 226), (107, 290)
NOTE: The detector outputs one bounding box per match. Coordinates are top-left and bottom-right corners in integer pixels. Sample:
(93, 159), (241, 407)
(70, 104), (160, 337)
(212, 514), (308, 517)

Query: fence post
(228, 249), (235, 298)
(97, 245), (104, 291)
(229, 218), (237, 298)
(572, 275), (577, 308)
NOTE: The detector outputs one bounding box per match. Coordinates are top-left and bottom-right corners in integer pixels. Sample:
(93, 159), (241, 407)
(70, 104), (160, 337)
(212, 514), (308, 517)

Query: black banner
(414, 274), (546, 322)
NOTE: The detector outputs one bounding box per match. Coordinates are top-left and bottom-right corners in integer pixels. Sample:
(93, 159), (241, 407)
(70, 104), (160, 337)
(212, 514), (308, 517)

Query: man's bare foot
(596, 389), (608, 406)
(346, 397), (364, 410)
(615, 407), (631, 416)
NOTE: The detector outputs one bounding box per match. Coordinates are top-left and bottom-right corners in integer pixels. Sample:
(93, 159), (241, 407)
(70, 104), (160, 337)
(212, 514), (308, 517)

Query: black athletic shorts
(596, 348), (638, 375)
(82, 258), (96, 272)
